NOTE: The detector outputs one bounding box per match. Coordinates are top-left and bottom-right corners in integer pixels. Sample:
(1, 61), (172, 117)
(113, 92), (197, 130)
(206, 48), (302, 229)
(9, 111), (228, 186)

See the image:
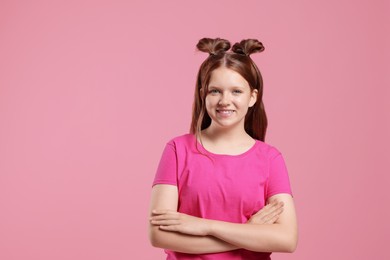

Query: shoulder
(165, 133), (193, 144)
(164, 133), (195, 149)
(254, 139), (283, 160)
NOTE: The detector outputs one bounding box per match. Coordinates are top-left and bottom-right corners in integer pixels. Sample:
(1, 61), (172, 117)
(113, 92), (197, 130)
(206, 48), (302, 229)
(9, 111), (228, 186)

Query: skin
(149, 185), (285, 254)
(149, 66), (298, 254)
(200, 66), (258, 150)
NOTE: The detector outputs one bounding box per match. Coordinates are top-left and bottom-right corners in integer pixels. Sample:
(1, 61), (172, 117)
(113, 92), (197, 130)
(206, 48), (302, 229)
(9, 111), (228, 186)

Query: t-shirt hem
(152, 181), (178, 187)
(267, 190), (294, 199)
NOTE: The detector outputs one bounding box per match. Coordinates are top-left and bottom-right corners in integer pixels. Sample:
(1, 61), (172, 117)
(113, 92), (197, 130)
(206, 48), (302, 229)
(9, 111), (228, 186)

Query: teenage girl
(148, 38), (298, 260)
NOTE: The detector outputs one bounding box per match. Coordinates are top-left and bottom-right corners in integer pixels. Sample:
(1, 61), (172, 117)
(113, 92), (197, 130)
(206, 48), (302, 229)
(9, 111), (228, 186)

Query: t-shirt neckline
(191, 133), (259, 158)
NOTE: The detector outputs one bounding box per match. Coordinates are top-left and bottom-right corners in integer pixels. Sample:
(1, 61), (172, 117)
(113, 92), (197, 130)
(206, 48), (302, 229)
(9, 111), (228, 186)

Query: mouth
(216, 109), (235, 116)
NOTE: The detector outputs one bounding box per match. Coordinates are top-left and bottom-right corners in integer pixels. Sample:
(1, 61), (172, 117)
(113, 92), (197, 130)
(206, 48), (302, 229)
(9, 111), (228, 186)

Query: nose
(218, 92), (231, 106)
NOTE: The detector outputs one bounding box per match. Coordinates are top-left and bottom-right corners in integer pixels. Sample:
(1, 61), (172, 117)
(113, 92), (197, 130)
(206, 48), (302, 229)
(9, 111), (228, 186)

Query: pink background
(1, 0), (389, 259)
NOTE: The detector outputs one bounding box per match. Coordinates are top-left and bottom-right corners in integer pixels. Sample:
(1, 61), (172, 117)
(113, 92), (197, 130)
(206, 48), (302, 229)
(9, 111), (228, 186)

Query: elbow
(274, 240), (296, 253)
(148, 226), (164, 248)
(269, 228), (297, 253)
(150, 238), (161, 249)
(149, 234), (159, 248)
(282, 234), (298, 253)
(284, 240), (297, 253)
(281, 224), (298, 253)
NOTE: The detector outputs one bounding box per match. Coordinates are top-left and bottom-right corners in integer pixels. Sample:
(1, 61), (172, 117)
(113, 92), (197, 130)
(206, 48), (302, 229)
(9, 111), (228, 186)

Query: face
(202, 66), (258, 130)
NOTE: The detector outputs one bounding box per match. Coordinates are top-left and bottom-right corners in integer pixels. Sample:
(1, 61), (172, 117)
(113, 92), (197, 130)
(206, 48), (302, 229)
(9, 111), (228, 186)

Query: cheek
(235, 97), (250, 106)
(205, 97), (215, 108)
(204, 99), (213, 114)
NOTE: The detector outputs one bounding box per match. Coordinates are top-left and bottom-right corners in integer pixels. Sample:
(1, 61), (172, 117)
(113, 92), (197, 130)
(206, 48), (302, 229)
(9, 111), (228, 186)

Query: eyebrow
(208, 85), (245, 90)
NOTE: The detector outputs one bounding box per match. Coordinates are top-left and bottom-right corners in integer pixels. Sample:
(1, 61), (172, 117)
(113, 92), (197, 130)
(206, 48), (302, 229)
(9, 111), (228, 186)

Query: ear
(249, 89), (258, 107)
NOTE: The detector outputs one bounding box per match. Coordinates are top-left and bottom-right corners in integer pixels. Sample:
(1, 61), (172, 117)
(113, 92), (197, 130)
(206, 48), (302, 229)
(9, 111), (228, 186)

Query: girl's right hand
(247, 201), (284, 225)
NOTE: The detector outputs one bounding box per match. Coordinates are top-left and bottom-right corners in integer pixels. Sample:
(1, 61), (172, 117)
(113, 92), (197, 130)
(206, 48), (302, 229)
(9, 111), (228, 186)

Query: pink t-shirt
(152, 133), (293, 260)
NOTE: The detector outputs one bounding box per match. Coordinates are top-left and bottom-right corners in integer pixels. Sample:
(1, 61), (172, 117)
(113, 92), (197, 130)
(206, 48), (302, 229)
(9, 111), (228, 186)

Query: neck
(202, 122), (251, 143)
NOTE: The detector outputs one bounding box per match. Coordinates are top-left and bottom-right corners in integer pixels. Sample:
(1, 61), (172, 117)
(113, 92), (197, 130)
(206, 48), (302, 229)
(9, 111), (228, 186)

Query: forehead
(208, 67), (249, 89)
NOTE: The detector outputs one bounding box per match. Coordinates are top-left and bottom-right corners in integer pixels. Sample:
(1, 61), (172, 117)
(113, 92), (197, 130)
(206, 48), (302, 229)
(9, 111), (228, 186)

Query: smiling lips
(216, 109), (235, 117)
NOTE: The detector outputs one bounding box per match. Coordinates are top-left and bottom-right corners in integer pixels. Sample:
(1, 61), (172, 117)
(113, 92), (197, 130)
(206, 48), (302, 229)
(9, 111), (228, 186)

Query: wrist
(206, 219), (217, 236)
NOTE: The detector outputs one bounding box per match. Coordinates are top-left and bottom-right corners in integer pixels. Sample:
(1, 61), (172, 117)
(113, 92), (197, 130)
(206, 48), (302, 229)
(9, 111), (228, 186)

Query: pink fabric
(152, 133), (293, 259)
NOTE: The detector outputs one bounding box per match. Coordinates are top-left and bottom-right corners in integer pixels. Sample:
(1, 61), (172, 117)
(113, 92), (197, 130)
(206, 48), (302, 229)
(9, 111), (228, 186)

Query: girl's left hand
(150, 209), (211, 236)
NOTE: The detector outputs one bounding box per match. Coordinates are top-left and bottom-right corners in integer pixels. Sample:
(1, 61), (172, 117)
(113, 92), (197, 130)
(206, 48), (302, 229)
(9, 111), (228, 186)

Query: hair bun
(196, 38), (231, 55)
(232, 39), (264, 56)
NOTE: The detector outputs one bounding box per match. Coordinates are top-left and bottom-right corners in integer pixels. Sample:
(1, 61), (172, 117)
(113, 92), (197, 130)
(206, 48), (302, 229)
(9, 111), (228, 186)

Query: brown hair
(189, 38), (268, 158)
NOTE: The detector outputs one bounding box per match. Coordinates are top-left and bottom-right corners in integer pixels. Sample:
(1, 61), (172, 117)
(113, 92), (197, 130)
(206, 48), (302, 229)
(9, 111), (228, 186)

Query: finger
(270, 201), (284, 211)
(263, 212), (281, 224)
(264, 216), (278, 224)
(159, 225), (179, 232)
(267, 200), (283, 208)
(264, 205), (284, 219)
(252, 205), (277, 219)
(254, 201), (283, 217)
(261, 202), (284, 217)
(262, 201), (278, 211)
(150, 219), (181, 226)
(252, 205), (272, 218)
(269, 200), (280, 205)
(264, 213), (281, 224)
(266, 200), (279, 207)
(258, 203), (274, 214)
(249, 201), (284, 224)
(150, 213), (180, 221)
(263, 207), (284, 223)
(151, 209), (176, 215)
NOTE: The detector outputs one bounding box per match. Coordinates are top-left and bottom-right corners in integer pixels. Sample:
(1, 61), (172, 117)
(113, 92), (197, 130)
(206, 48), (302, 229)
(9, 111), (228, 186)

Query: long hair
(189, 38), (268, 154)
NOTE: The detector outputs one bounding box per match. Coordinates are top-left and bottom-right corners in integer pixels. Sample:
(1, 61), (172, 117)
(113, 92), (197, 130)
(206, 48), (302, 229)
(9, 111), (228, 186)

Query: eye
(209, 89), (220, 94)
(233, 90), (242, 94)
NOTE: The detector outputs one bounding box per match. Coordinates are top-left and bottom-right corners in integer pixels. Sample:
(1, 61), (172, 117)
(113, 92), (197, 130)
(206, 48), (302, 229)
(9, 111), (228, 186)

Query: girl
(148, 38), (298, 259)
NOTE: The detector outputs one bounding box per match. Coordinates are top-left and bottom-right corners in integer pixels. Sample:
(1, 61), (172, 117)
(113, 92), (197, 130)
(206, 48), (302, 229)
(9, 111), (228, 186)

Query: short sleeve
(265, 151), (293, 200)
(152, 141), (178, 187)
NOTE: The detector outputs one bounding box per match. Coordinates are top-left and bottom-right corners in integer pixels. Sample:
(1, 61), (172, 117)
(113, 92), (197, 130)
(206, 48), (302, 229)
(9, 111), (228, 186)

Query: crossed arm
(148, 184), (298, 254)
